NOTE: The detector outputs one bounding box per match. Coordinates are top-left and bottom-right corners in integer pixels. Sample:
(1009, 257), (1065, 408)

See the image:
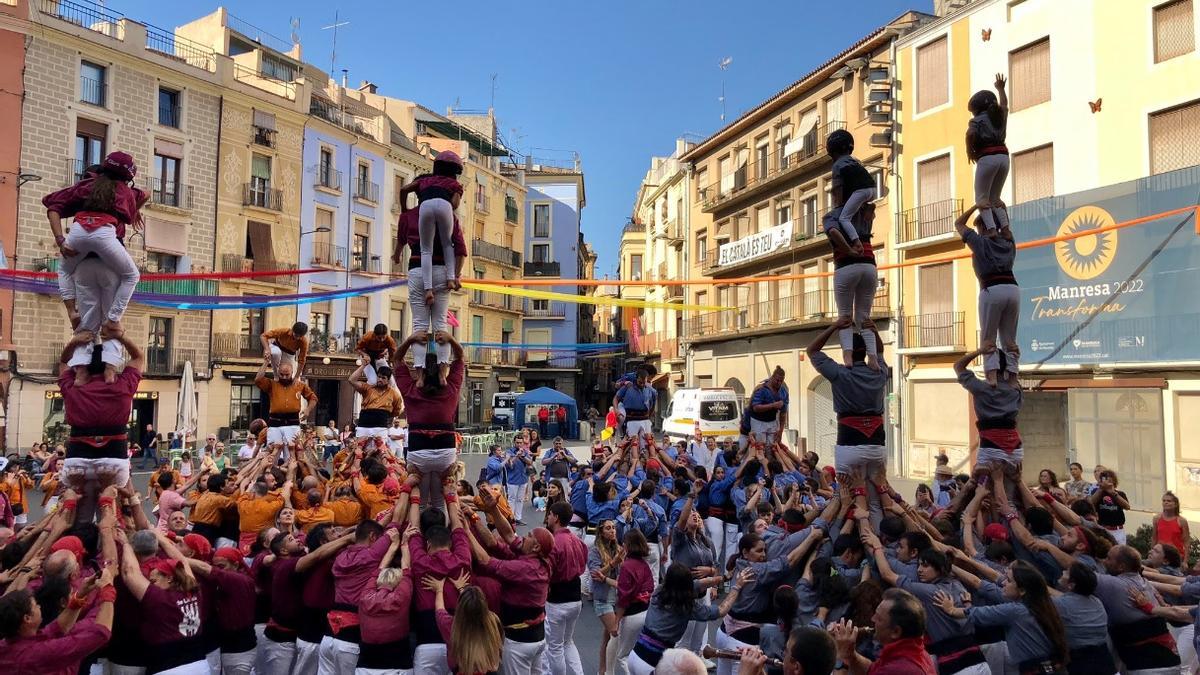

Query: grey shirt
(587, 545), (618, 605)
(966, 602), (1056, 664)
(1094, 571), (1163, 625)
(962, 229), (1016, 281)
(811, 352), (890, 416)
(670, 530), (717, 571)
(640, 591), (720, 645)
(895, 575), (974, 643)
(730, 555), (794, 620)
(1053, 592), (1109, 647)
(957, 370), (1022, 422)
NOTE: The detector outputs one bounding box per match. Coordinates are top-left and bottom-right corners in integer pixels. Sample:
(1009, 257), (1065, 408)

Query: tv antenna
(718, 56), (732, 122)
(322, 11), (351, 76)
(490, 73), (498, 109)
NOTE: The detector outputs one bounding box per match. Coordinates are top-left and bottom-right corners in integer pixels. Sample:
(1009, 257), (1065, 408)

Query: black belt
(413, 608), (444, 645)
(66, 438), (128, 460)
(219, 626), (257, 654)
(548, 579), (582, 603)
(1018, 658), (1066, 675)
(625, 410), (650, 421)
(1066, 643), (1116, 675)
(982, 275), (1018, 289)
(275, 343), (297, 355)
(144, 636), (207, 674)
(71, 424), (128, 437)
(419, 188), (455, 202)
(976, 418), (1017, 430)
(357, 409), (391, 428)
(358, 637), (414, 669)
(268, 414), (300, 427)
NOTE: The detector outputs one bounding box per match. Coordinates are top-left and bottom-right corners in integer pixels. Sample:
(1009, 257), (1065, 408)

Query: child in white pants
(967, 74), (1011, 234)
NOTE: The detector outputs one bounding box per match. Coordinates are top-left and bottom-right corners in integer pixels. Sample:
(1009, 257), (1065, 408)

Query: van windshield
(700, 400), (737, 422)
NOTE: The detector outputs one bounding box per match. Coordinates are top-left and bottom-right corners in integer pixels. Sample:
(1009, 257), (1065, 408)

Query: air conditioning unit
(867, 67), (891, 83)
(870, 130), (893, 148)
(867, 88), (892, 104)
(869, 111), (891, 126)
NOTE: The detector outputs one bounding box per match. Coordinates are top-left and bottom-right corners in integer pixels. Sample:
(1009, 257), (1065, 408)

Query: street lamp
(300, 226), (331, 237)
(17, 173), (42, 188)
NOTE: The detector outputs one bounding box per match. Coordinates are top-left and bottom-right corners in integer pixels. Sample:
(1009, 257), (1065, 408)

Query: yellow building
(892, 0), (1200, 513)
(677, 13), (927, 457)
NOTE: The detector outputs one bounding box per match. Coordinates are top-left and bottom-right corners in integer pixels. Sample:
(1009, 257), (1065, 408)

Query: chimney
(676, 137), (688, 156)
(341, 69), (348, 88)
(358, 80), (378, 94)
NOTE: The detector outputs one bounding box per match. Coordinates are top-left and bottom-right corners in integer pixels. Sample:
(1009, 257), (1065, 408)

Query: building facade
(0, 0), (29, 449)
(9, 2), (227, 449)
(892, 0), (1200, 513)
(678, 13), (927, 457)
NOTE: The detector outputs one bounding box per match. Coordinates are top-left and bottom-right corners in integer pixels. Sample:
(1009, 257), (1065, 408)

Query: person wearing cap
(43, 150), (147, 334)
(255, 352), (317, 453)
(356, 323), (400, 387)
(261, 322), (311, 375)
(396, 151), (466, 388)
(348, 361), (404, 446)
(932, 465), (957, 509)
(183, 546), (259, 675)
(807, 317), (891, 529)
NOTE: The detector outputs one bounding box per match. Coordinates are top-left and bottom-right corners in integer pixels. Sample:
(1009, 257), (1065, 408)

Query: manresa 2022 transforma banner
(1013, 166), (1200, 366)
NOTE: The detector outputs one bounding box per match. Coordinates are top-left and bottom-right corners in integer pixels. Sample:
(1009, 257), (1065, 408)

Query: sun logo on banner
(1055, 205), (1118, 280)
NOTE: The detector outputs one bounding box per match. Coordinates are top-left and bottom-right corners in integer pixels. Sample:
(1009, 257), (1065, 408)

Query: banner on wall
(1014, 166), (1200, 365)
(717, 222), (794, 267)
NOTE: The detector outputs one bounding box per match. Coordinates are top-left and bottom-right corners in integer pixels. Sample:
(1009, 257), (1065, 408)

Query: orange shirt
(263, 328), (309, 368)
(238, 492), (284, 535)
(256, 375), (317, 416)
(358, 482), (395, 520)
(356, 333), (398, 358)
(361, 386), (404, 417)
(329, 498), (364, 526)
(295, 505), (335, 532)
(474, 487), (513, 529)
(2, 475), (32, 513)
(191, 492), (235, 526)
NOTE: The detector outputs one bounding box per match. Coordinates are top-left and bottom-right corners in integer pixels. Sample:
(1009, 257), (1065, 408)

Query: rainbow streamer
(460, 282), (733, 311)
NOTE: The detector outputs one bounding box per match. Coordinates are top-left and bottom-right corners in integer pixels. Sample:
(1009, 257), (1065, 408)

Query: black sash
(268, 413), (300, 427)
(66, 438), (127, 460)
(836, 413), (886, 446)
(358, 637), (414, 669)
(1109, 616), (1180, 670)
(499, 603), (545, 643)
(357, 408), (391, 428)
(409, 422), (456, 452)
(548, 579), (582, 604)
(1066, 643), (1116, 675)
(928, 634), (986, 675)
(982, 275), (1018, 289)
(413, 608), (444, 645)
(145, 636), (207, 674)
(219, 626), (257, 654)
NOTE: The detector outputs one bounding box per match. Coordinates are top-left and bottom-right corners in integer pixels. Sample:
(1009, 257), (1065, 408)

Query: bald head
(656, 649), (707, 675)
(1105, 544), (1143, 575)
(301, 476), (319, 491)
(0, 527), (13, 547)
(44, 550), (78, 579)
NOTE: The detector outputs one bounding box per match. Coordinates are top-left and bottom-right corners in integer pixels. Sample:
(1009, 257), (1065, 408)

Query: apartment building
(892, 0), (1200, 512)
(0, 0), (28, 449)
(8, 1), (227, 448)
(678, 12), (928, 457)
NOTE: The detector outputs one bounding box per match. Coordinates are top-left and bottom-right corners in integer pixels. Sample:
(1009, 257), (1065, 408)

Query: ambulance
(662, 388), (742, 442)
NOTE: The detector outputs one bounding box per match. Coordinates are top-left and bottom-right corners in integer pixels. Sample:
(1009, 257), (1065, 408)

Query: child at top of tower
(43, 151), (148, 336)
(826, 128), (877, 250)
(966, 74), (1011, 236)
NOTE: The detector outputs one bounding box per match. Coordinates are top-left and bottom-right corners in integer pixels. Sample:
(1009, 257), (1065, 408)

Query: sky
(116, 0), (925, 276)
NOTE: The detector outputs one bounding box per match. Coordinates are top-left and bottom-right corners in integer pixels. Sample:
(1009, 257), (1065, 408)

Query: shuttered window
(1012, 144), (1056, 203)
(916, 36), (949, 113)
(917, 154), (951, 206)
(1009, 38), (1051, 111)
(246, 221), (273, 261)
(824, 93), (844, 126)
(1149, 99), (1200, 174)
(918, 262), (953, 315)
(1154, 0), (1195, 63)
(252, 109), (276, 130)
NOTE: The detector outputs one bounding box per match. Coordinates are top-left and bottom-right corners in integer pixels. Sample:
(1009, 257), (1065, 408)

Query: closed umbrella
(176, 360), (197, 449)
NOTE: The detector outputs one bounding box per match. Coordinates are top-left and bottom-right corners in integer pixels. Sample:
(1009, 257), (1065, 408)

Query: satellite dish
(290, 17), (301, 45)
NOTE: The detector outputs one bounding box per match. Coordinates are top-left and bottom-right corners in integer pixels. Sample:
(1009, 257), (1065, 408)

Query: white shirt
(388, 426), (408, 449)
(688, 439), (717, 473)
(238, 443), (255, 461)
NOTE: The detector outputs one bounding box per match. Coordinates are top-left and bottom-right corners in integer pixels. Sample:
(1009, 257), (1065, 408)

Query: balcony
(661, 218), (684, 246)
(468, 347), (526, 368)
(475, 194), (490, 214)
(902, 311), (966, 351)
(353, 177), (379, 203)
(64, 158), (86, 186)
(242, 183), (282, 211)
(350, 254), (383, 275)
(146, 348), (196, 376)
(505, 197), (519, 223)
(311, 242), (347, 268)
(220, 254), (298, 286)
(681, 282), (891, 344)
(308, 329), (363, 355)
(524, 261), (560, 277)
(252, 125), (276, 148)
(137, 277), (217, 295)
(150, 182), (193, 209)
(899, 198), (963, 245)
(212, 333), (259, 359)
(667, 284), (684, 301)
(145, 24), (215, 72)
(39, 0), (124, 40)
(623, 221), (646, 236)
(390, 199), (404, 214)
(310, 98), (377, 141)
(315, 166), (342, 191)
(470, 289), (520, 313)
(472, 239), (521, 268)
(701, 121), (845, 213)
(524, 301), (568, 319)
(657, 262), (668, 280)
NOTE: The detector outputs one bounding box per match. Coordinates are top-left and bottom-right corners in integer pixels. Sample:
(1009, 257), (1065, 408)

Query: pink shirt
(332, 528), (397, 606)
(359, 573), (414, 644)
(482, 544), (550, 610)
(0, 618), (111, 675)
(409, 529), (472, 612)
(156, 490), (186, 532)
(617, 558), (654, 612)
(548, 528), (588, 583)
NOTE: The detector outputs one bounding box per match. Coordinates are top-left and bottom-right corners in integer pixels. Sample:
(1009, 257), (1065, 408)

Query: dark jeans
(539, 421), (549, 438)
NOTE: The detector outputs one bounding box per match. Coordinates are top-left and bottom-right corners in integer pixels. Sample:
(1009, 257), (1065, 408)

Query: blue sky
(118, 0), (923, 276)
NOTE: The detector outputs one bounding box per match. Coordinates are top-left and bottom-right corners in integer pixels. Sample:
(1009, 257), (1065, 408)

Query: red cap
(183, 533), (213, 562)
(983, 523), (1010, 543)
(102, 151), (137, 180)
(434, 150), (463, 166)
(381, 476), (400, 496)
(822, 466), (836, 476)
(147, 558), (181, 577)
(530, 527), (555, 559)
(213, 547), (245, 570)
(646, 459), (662, 472)
(49, 535), (86, 565)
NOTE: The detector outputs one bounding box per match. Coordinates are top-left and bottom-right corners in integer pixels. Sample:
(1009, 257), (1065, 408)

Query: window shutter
(77, 118), (107, 138)
(919, 263), (953, 315)
(1009, 38), (1051, 111)
(916, 36), (949, 113)
(253, 110), (276, 130)
(154, 138), (184, 158)
(1149, 100), (1200, 175)
(247, 221), (274, 261)
(350, 296), (368, 317)
(824, 93), (844, 126)
(1154, 0), (1195, 63)
(917, 155), (951, 206)
(1012, 145), (1055, 203)
(143, 217), (188, 256)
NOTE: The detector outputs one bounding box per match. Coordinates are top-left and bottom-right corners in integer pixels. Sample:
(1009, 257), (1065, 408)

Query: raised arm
(348, 364), (369, 394)
(954, 346), (987, 376)
(807, 319), (851, 359)
(954, 204), (980, 238)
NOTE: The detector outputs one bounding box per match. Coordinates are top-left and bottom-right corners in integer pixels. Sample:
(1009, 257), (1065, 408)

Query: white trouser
(980, 641), (1007, 675)
(267, 425), (301, 447)
(295, 638), (321, 675)
(355, 669), (414, 675)
(625, 419), (652, 446)
(715, 626), (750, 675)
(220, 649), (255, 675)
(255, 623), (269, 675)
(748, 417), (780, 446)
(262, 638), (297, 675)
(413, 644), (449, 675)
(318, 635), (360, 675)
(948, 665), (989, 675)
(501, 637), (546, 675)
(541, 601), (584, 675)
(206, 649), (220, 675)
(581, 532), (595, 595)
(72, 255), (118, 333)
(418, 198), (458, 287)
(974, 153), (1011, 231)
(626, 651), (655, 675)
(406, 447), (457, 511)
(269, 343), (297, 372)
(679, 594), (711, 654)
(156, 662), (210, 675)
(704, 516), (740, 570)
(606, 610), (646, 675)
(104, 663), (145, 675)
(508, 482), (527, 522)
(62, 457), (130, 493)
(833, 262), (879, 354)
(646, 544), (661, 585)
(363, 358), (390, 386)
(978, 283), (1021, 375)
(355, 427), (389, 441)
(975, 446), (1023, 474)
(58, 223), (139, 323)
(409, 265), (452, 366)
(834, 444), (887, 530)
(836, 187), (877, 241)
(68, 339), (123, 367)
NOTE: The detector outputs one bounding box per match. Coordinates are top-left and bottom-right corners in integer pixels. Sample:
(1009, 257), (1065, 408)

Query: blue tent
(515, 387), (579, 440)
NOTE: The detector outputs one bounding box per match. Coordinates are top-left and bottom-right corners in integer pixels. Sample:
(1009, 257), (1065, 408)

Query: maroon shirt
(482, 541), (550, 610)
(269, 556), (304, 629)
(332, 529), (396, 607)
(410, 529), (472, 612)
(42, 178), (147, 240)
(359, 573), (414, 645)
(395, 360), (464, 443)
(208, 567), (257, 632)
(0, 616), (111, 675)
(140, 584), (203, 645)
(59, 366), (141, 429)
(394, 208), (468, 268)
(616, 558), (653, 613)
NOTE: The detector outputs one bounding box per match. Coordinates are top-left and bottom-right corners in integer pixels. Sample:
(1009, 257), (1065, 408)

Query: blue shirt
(619, 500), (667, 543)
(505, 449), (530, 486)
(707, 472), (737, 508)
(484, 456), (505, 486)
(750, 383), (789, 422)
(615, 384), (657, 412)
(569, 479), (589, 517)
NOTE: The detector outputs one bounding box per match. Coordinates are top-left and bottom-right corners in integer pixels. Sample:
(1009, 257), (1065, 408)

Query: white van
(662, 388), (742, 442)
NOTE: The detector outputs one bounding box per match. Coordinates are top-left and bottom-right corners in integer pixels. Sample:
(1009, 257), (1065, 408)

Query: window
(916, 36), (949, 113)
(719, 156), (733, 194)
(532, 300), (549, 312)
(311, 311), (330, 338)
(319, 148), (337, 189)
(356, 163), (371, 198)
(696, 167), (709, 203)
(1154, 0), (1195, 63)
(533, 204), (550, 237)
(245, 220), (274, 262)
(777, 125), (793, 169)
(147, 317), (172, 373)
(697, 235), (708, 262)
(734, 147), (749, 190)
(1009, 38), (1051, 111)
(800, 195), (819, 237)
(1012, 144), (1055, 203)
(390, 304), (406, 341)
(504, 231), (514, 250)
(153, 152), (182, 207)
(314, 209), (333, 249)
(917, 154), (951, 207)
(918, 262), (953, 315)
(868, 165), (885, 197)
(251, 154), (271, 205)
(80, 61), (106, 106)
(824, 93), (844, 126)
(776, 201), (792, 227)
(158, 88), (180, 127)
(252, 110), (276, 148)
(261, 54), (296, 82)
(75, 119), (107, 180)
(351, 316), (368, 336)
(913, 154), (952, 239)
(1149, 100), (1200, 174)
(241, 304), (265, 339)
(630, 254), (643, 280)
(755, 206), (771, 234)
(532, 243), (550, 263)
(146, 252), (179, 274)
(229, 384), (263, 432)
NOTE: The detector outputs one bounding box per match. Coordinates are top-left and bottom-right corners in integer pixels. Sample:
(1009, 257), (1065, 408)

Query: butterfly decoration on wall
(1089, 98), (1103, 113)
(982, 28), (992, 41)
